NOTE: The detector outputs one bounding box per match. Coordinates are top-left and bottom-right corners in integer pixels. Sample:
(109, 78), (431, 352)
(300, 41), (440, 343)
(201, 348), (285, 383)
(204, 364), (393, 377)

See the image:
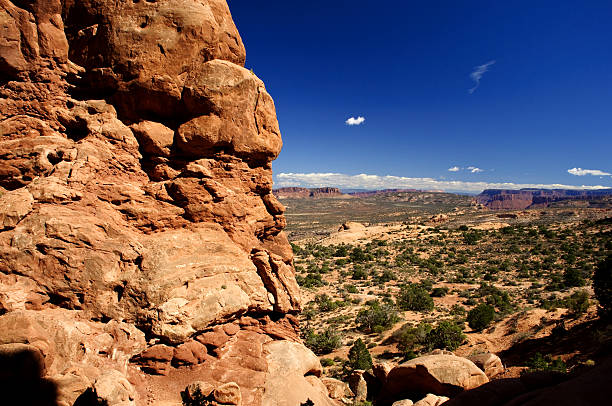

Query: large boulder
(467, 353), (504, 378)
(381, 354), (489, 404)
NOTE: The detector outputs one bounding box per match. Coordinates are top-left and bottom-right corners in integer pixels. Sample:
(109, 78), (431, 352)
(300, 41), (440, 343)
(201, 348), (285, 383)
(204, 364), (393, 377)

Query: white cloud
(469, 60), (496, 94)
(275, 172), (610, 194)
(346, 116), (365, 126)
(448, 166), (485, 173)
(568, 168), (611, 177)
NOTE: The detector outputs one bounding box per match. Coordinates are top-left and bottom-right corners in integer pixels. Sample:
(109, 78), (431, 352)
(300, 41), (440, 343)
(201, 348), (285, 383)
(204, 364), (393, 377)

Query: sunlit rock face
(0, 1), (332, 404)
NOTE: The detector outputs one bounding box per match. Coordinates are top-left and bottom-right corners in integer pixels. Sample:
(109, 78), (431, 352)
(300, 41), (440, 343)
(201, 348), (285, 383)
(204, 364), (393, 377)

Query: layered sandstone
(0, 1), (333, 405)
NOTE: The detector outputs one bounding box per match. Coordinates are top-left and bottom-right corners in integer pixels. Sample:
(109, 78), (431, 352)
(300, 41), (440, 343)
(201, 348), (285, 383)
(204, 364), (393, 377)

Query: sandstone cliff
(0, 1), (333, 405)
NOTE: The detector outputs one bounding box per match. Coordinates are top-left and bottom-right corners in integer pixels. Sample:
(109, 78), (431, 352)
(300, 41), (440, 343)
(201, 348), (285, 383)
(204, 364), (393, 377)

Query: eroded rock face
(0, 1), (323, 405)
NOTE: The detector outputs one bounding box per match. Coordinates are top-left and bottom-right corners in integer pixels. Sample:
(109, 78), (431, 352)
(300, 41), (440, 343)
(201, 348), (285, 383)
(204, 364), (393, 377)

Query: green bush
(345, 284), (358, 294)
(397, 285), (434, 312)
(348, 338), (373, 370)
(563, 267), (586, 288)
(314, 294), (339, 312)
(527, 352), (567, 373)
(467, 303), (495, 331)
(594, 255), (612, 318)
(303, 327), (342, 355)
(431, 287), (449, 297)
(425, 321), (466, 351)
(296, 273), (325, 288)
(356, 300), (399, 333)
(352, 265), (368, 280)
(395, 322), (431, 355)
(566, 290), (590, 316)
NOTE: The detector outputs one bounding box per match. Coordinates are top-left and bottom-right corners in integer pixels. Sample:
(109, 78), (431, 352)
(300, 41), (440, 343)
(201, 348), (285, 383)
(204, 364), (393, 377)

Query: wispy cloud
(275, 172), (610, 194)
(448, 166), (460, 172)
(469, 60), (496, 94)
(568, 168), (611, 177)
(346, 116), (365, 126)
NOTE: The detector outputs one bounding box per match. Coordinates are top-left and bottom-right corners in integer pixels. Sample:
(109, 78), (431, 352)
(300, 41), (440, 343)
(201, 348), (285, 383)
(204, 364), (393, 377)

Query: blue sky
(229, 1), (612, 193)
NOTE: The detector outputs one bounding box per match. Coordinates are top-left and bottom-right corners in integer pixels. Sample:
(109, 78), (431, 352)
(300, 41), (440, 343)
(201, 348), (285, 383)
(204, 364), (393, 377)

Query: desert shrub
(321, 358), (335, 367)
(450, 304), (466, 315)
(562, 267), (586, 288)
(424, 321), (466, 351)
(566, 290), (590, 316)
(314, 294), (338, 312)
(303, 327), (342, 355)
(350, 247), (371, 263)
(526, 352), (567, 373)
(334, 245), (349, 257)
(348, 338), (373, 370)
(467, 303), (495, 331)
(377, 269), (396, 283)
(593, 255), (612, 318)
(296, 273), (325, 288)
(396, 322), (432, 355)
(431, 287), (449, 297)
(345, 284), (358, 294)
(352, 265), (368, 280)
(477, 283), (513, 314)
(356, 300), (399, 333)
(397, 285), (434, 312)
(463, 231), (482, 245)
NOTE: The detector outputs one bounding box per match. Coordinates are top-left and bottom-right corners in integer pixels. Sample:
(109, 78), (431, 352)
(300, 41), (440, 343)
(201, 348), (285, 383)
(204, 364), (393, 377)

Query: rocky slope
(476, 189), (612, 210)
(0, 1), (334, 405)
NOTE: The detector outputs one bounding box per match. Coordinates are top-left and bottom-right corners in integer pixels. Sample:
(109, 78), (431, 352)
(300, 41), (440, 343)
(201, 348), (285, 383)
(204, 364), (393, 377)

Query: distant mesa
(476, 188), (612, 210)
(273, 187), (343, 198)
(273, 187), (444, 199)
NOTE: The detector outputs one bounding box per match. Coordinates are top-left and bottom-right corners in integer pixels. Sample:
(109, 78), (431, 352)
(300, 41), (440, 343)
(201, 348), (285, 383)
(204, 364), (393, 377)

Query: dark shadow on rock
(0, 344), (59, 406)
(442, 356), (612, 406)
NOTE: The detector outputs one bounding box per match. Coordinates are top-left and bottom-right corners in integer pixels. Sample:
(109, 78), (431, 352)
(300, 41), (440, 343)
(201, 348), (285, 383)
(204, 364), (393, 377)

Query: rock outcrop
(0, 1), (332, 405)
(380, 354), (488, 404)
(475, 189), (612, 210)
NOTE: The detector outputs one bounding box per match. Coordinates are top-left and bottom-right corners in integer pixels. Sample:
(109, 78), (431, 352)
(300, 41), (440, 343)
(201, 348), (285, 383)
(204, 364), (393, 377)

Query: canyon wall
(0, 1), (333, 405)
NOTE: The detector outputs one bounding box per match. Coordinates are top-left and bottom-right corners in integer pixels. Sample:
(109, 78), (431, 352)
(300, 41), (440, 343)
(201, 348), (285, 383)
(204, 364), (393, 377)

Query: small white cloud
(568, 168), (611, 177)
(448, 166), (460, 172)
(346, 116), (365, 126)
(467, 166), (484, 173)
(469, 60), (496, 94)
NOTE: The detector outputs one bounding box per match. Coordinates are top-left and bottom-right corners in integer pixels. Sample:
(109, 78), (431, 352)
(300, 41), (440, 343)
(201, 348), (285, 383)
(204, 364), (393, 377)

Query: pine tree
(348, 338), (372, 370)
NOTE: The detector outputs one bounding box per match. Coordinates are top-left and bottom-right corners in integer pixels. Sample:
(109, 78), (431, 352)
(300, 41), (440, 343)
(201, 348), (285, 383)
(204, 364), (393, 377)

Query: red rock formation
(475, 189), (612, 210)
(0, 1), (333, 405)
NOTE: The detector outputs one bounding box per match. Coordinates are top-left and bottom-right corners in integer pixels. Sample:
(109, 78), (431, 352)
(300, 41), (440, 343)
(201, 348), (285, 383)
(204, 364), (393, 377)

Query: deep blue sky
(229, 1), (612, 193)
